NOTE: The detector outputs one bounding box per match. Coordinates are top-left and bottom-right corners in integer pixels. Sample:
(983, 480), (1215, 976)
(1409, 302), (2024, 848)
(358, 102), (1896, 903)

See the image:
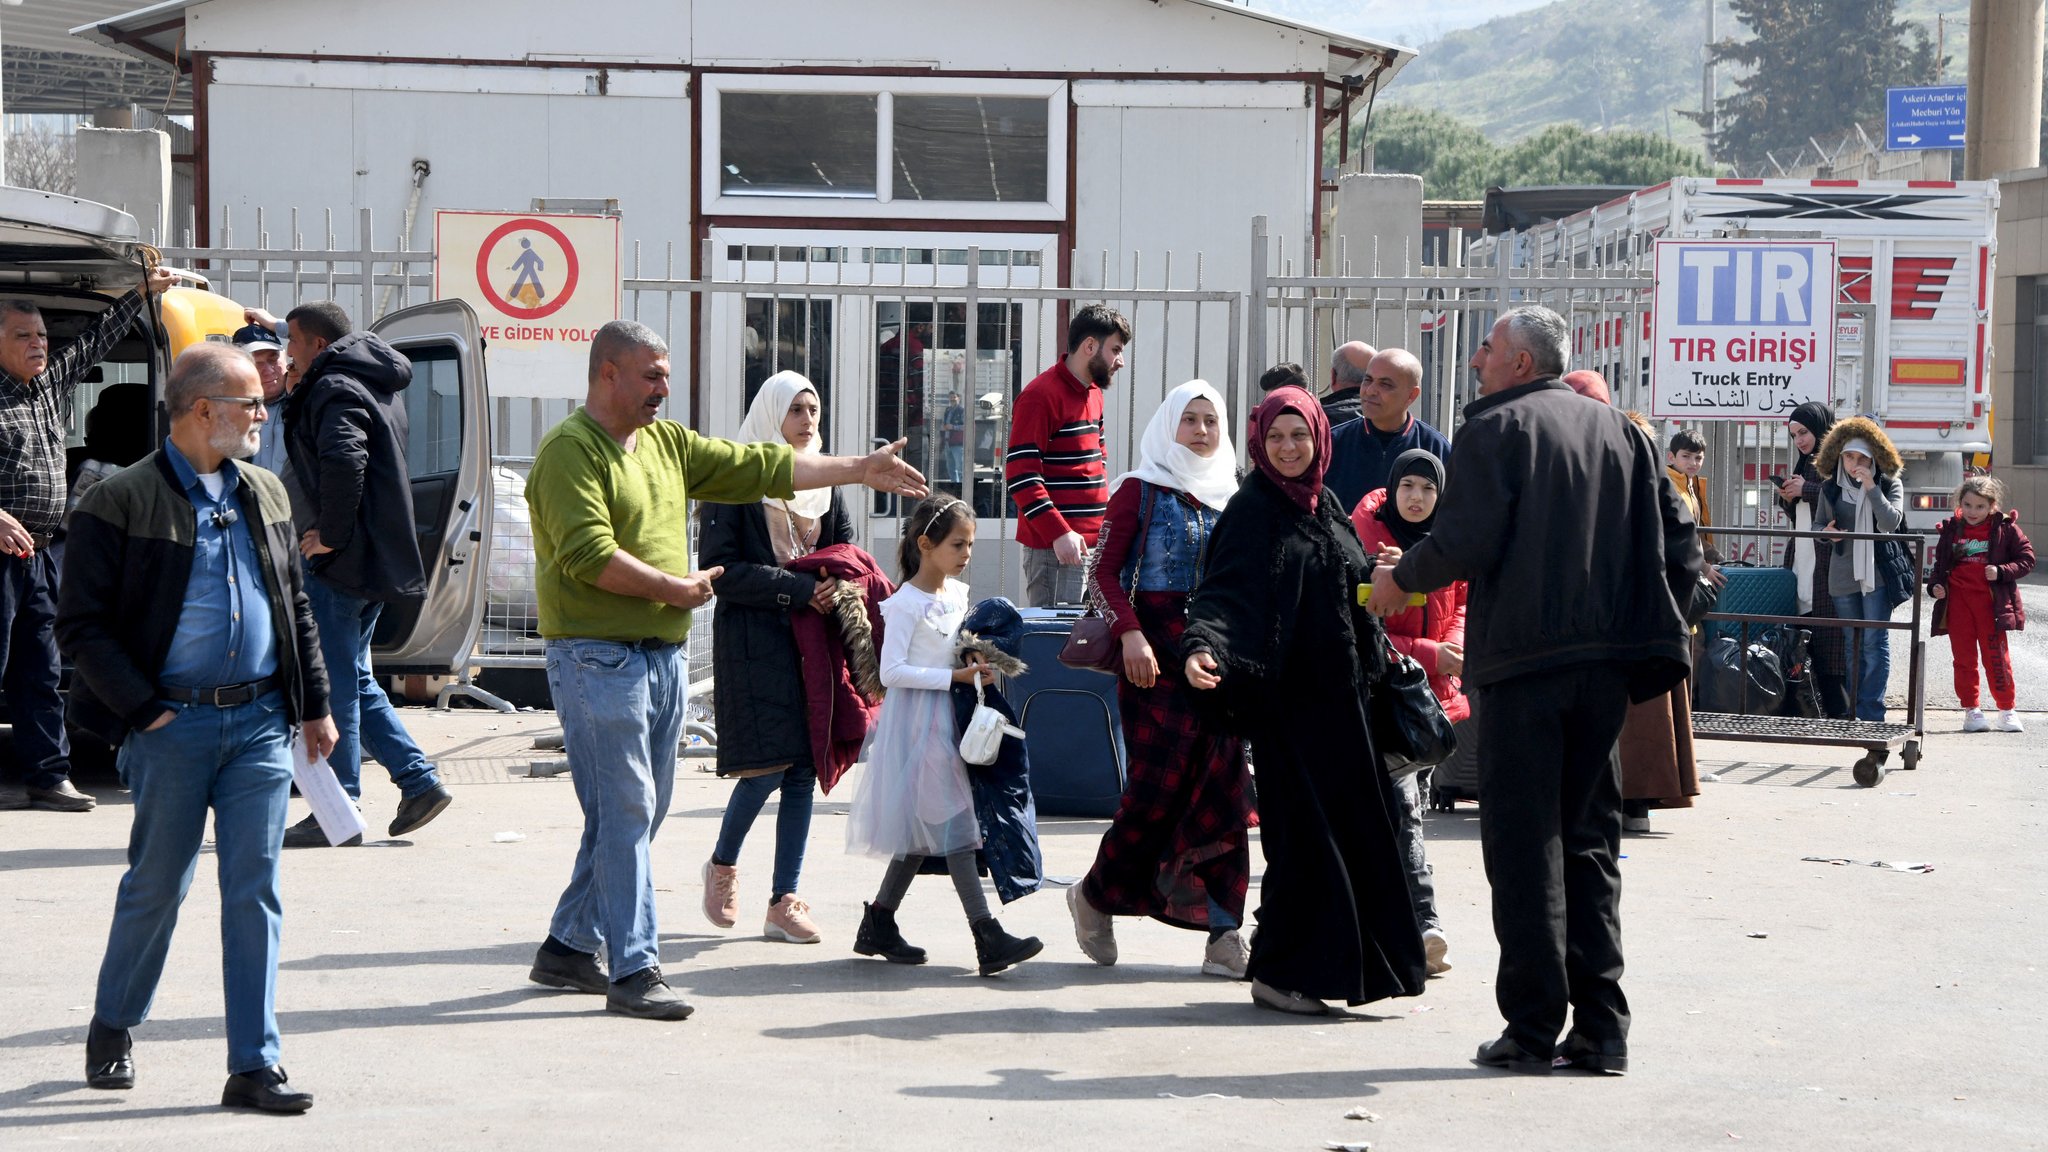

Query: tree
(1690, 0), (1943, 167)
(5, 125), (76, 196)
(1359, 106), (1717, 200)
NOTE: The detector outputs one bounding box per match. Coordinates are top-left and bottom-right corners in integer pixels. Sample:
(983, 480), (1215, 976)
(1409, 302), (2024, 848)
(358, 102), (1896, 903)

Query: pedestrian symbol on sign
(472, 217), (580, 321)
(507, 239), (547, 307)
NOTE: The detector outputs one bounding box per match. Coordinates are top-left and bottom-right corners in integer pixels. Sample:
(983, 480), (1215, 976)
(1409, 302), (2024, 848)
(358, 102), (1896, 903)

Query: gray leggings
(874, 850), (991, 923)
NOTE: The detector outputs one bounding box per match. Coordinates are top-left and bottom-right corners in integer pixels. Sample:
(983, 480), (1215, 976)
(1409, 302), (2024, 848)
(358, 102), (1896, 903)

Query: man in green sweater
(525, 320), (925, 1021)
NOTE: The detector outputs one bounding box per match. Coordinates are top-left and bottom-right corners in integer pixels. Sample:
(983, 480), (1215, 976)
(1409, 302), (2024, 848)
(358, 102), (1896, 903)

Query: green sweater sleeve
(681, 428), (797, 504)
(527, 435), (621, 585)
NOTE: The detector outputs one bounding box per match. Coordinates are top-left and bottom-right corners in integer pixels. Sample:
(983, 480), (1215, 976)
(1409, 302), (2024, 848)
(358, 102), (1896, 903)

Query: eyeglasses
(203, 396), (265, 410)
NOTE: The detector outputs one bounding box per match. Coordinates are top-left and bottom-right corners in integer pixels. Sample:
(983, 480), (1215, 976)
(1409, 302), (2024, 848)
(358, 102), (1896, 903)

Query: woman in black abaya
(1181, 386), (1427, 1015)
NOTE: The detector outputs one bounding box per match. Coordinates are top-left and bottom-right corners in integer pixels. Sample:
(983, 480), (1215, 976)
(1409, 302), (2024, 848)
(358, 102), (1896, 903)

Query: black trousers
(1472, 663), (1630, 1054)
(0, 548), (70, 789)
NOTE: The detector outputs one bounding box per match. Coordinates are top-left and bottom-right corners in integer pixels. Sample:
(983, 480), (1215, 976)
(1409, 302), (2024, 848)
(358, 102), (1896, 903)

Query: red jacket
(786, 544), (893, 793)
(1929, 508), (2035, 636)
(1004, 361), (1107, 549)
(1351, 488), (1470, 723)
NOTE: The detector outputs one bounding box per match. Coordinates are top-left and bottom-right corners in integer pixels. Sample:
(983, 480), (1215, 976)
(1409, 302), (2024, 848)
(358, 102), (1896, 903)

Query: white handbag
(958, 670), (1026, 766)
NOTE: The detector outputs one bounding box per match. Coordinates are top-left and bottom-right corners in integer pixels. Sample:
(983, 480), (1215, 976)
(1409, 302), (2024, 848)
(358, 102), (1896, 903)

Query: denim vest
(1118, 483), (1218, 594)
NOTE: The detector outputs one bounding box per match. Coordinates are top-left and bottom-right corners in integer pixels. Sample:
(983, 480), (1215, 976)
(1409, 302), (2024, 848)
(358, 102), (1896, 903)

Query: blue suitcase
(1009, 608), (1127, 818)
(1704, 564), (1798, 643)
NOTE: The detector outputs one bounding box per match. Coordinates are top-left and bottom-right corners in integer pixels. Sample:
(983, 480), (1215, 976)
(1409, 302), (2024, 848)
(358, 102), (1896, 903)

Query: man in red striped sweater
(1006, 305), (1130, 606)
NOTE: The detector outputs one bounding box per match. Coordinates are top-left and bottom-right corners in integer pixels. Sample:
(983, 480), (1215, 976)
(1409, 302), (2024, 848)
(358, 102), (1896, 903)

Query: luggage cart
(1688, 526), (1927, 788)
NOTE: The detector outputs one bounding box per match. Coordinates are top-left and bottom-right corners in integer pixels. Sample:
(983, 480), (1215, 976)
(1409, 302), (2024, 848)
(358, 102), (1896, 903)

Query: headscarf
(1247, 386), (1330, 514)
(1562, 369), (1611, 405)
(1375, 449), (1444, 549)
(737, 370), (833, 521)
(1787, 401), (1835, 470)
(1784, 401), (1836, 614)
(1110, 379), (1238, 511)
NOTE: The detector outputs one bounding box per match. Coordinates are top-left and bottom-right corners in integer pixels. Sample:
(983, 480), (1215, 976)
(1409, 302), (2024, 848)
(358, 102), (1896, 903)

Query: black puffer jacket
(283, 332), (426, 604)
(1394, 377), (1701, 702)
(699, 493), (855, 776)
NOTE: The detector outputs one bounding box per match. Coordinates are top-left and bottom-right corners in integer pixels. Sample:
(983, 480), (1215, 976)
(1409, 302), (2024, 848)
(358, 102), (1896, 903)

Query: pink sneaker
(701, 859), (738, 929)
(764, 894), (822, 944)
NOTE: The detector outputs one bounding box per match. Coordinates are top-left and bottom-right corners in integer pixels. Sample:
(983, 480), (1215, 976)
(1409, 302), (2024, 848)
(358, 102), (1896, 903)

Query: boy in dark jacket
(1929, 475), (2036, 733)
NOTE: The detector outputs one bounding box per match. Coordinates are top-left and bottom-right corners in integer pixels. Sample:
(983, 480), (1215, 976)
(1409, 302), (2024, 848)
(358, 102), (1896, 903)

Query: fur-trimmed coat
(699, 494), (859, 779)
(788, 544), (894, 793)
(1814, 416), (1907, 598)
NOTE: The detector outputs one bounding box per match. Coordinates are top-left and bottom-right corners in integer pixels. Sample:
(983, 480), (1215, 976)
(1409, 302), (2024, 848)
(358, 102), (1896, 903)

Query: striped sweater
(1004, 361), (1107, 549)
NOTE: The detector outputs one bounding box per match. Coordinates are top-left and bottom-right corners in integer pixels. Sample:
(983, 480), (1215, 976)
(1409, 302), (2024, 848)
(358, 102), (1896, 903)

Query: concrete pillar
(1965, 0), (2046, 180)
(1321, 172), (1424, 385)
(73, 128), (172, 243)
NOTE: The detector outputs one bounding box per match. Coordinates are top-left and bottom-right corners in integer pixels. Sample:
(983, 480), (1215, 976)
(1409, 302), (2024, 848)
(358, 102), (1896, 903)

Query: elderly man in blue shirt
(57, 342), (337, 1114)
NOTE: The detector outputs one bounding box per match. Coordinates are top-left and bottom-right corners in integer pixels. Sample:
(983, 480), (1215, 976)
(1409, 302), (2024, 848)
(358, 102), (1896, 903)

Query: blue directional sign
(1887, 85), (1967, 151)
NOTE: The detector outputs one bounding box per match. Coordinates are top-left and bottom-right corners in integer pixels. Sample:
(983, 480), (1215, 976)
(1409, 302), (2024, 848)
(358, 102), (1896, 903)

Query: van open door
(368, 300), (494, 684)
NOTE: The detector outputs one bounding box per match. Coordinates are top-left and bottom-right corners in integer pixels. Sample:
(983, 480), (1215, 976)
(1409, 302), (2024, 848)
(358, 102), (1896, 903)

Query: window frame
(701, 74), (1068, 222)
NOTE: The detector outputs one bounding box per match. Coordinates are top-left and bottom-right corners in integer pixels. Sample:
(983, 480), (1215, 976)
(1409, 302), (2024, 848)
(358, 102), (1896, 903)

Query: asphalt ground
(4, 683), (2044, 1152)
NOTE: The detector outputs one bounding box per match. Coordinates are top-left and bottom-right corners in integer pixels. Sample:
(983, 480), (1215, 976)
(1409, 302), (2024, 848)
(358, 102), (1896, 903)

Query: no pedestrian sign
(1650, 239), (1836, 421)
(434, 210), (620, 379)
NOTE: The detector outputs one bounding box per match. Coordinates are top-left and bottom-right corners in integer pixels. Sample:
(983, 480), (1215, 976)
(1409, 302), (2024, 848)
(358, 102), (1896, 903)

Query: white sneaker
(1423, 927), (1452, 976)
(1200, 930), (1250, 979)
(1066, 884), (1117, 966)
(1998, 710), (2026, 733)
(1963, 708), (1989, 733)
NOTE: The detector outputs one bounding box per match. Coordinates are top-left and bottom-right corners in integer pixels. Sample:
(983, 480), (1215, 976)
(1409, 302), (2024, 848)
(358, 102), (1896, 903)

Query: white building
(77, 0), (1410, 578)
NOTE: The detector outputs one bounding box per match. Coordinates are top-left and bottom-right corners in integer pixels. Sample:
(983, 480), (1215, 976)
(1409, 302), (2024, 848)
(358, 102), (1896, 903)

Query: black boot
(853, 902), (927, 964)
(970, 916), (1043, 976)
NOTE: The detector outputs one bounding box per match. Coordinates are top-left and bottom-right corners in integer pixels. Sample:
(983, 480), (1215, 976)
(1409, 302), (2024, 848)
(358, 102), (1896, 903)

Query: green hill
(1383, 0), (1970, 150)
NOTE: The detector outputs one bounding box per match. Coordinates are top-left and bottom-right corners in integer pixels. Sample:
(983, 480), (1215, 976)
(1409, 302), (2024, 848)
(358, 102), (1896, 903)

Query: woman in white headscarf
(698, 371), (856, 945)
(1815, 416), (1907, 723)
(1064, 381), (1257, 980)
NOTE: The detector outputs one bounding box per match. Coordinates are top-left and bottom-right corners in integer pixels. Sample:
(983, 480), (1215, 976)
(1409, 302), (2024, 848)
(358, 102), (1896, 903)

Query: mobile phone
(1766, 473), (1789, 488)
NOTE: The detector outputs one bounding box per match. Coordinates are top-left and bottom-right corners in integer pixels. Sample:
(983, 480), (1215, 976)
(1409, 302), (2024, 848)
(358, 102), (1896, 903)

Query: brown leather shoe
(28, 780), (95, 812)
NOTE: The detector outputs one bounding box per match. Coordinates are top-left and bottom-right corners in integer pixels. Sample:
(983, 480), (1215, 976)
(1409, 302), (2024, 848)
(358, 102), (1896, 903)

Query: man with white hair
(59, 342), (336, 1112)
(1367, 305), (1700, 1078)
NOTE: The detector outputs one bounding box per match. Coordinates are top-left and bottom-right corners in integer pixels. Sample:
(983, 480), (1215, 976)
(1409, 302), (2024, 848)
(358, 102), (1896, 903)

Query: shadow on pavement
(759, 999), (1402, 1042)
(0, 847), (132, 871)
(0, 989), (593, 1053)
(896, 1064), (1486, 1101)
(0, 1079), (220, 1128)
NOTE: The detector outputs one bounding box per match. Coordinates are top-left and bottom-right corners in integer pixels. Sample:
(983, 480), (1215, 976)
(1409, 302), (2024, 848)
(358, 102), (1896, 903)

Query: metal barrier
(1689, 525), (1928, 787)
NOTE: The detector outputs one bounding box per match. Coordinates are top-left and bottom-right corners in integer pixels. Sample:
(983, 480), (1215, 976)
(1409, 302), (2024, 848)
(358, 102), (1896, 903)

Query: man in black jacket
(248, 301), (453, 846)
(1368, 305), (1700, 1078)
(58, 343), (336, 1111)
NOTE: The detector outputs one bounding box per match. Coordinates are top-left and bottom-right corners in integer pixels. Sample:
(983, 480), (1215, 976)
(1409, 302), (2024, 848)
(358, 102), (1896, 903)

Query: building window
(720, 93), (878, 198)
(891, 96), (1049, 203)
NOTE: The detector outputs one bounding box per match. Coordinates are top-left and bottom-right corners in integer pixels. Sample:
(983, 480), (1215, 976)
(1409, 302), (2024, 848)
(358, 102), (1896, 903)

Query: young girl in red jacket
(1928, 476), (2036, 733)
(1350, 448), (1464, 976)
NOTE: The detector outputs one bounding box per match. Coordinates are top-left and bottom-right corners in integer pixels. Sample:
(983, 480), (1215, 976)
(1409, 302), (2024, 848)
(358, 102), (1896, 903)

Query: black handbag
(1370, 649), (1458, 781)
(1878, 534), (1917, 610)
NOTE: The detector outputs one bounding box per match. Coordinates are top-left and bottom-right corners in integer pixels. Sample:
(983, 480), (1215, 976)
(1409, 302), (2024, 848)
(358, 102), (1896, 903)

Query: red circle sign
(474, 217), (580, 321)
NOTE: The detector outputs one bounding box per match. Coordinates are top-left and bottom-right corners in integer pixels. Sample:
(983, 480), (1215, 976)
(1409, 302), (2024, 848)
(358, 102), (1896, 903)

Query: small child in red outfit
(1928, 476), (2036, 732)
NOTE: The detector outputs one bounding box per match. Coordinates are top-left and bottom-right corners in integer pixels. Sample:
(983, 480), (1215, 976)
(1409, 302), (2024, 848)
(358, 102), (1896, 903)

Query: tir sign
(1675, 246), (1815, 326)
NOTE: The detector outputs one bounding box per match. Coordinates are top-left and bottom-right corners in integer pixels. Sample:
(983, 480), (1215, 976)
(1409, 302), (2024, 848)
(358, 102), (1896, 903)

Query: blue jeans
(0, 549), (71, 789)
(94, 692), (293, 1074)
(944, 443), (964, 485)
(712, 765), (817, 901)
(305, 578), (441, 801)
(1833, 588), (1893, 722)
(545, 639), (688, 980)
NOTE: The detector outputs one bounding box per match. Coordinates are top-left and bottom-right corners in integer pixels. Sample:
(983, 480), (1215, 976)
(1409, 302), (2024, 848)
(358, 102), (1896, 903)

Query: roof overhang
(67, 0), (190, 71)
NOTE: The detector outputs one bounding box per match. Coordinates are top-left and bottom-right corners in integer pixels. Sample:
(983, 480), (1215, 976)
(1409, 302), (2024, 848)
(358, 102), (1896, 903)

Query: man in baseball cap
(232, 322), (290, 474)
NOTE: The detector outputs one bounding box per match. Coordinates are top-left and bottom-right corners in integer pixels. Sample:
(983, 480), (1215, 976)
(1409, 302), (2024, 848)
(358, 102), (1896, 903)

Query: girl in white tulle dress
(846, 497), (1043, 975)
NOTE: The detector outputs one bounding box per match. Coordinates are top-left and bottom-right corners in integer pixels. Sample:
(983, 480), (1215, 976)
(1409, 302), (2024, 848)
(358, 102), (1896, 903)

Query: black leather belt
(160, 674), (282, 707)
(27, 531), (54, 551)
(635, 637), (680, 650)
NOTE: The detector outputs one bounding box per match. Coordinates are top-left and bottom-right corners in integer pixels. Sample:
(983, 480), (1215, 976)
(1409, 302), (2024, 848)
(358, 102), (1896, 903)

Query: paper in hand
(293, 732), (367, 846)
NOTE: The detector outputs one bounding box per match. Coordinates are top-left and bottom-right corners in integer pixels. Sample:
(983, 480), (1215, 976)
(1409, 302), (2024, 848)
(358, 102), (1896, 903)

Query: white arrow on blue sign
(1887, 85), (1967, 152)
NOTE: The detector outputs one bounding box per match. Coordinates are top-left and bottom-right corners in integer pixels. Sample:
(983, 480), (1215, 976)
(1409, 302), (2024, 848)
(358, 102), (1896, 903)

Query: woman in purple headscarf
(1180, 387), (1427, 1016)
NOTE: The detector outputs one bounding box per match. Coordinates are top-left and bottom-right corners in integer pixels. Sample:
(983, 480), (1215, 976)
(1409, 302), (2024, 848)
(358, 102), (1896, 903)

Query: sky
(1248, 0), (1554, 49)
